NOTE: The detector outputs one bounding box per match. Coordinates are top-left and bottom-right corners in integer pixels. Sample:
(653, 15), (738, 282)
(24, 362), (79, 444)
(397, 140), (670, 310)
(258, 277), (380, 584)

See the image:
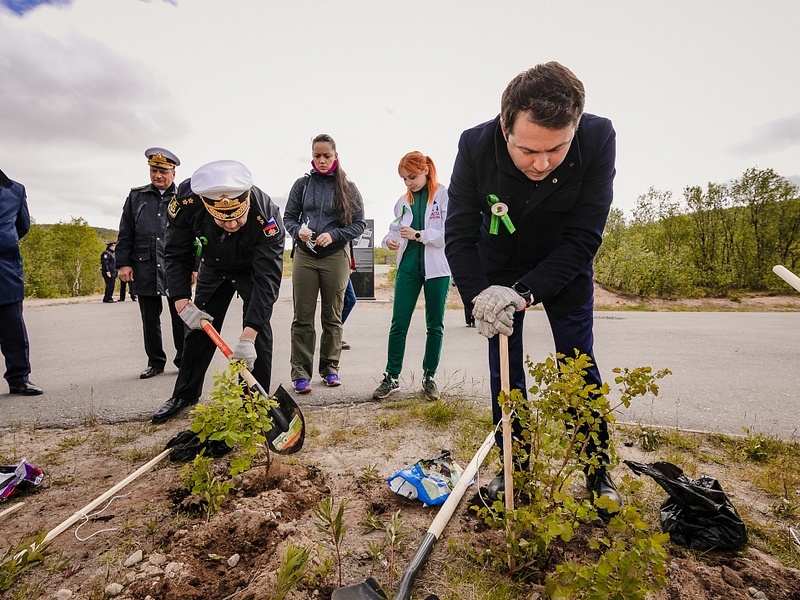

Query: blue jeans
(342, 278), (356, 324)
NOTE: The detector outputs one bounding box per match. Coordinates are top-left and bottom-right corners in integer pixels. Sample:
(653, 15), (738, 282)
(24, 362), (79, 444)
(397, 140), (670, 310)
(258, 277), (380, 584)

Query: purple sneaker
(324, 373), (342, 387)
(293, 378), (311, 394)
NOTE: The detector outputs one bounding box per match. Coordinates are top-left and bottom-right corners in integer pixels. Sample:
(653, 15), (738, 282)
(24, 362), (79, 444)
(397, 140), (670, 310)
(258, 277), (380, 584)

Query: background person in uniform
(445, 62), (620, 512)
(0, 169), (43, 396)
(100, 241), (117, 303)
(118, 279), (136, 302)
(283, 134), (365, 393)
(116, 148), (187, 379)
(372, 152), (450, 402)
(151, 160), (284, 423)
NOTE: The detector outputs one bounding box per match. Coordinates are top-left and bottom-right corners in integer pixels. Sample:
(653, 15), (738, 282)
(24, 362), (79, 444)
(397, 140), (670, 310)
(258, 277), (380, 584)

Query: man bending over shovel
(152, 160), (285, 423)
(445, 62), (620, 514)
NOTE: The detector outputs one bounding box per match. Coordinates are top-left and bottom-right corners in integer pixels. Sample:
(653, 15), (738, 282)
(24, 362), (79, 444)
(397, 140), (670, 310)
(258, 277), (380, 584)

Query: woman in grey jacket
(283, 134), (365, 393)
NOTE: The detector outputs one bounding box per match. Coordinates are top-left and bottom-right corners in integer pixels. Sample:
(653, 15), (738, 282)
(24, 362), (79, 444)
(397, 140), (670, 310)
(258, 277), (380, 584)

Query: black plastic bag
(165, 430), (233, 462)
(624, 460), (748, 551)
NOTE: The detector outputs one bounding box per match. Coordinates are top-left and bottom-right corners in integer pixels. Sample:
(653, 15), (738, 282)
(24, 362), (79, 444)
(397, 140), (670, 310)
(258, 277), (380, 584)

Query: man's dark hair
(501, 62), (585, 133)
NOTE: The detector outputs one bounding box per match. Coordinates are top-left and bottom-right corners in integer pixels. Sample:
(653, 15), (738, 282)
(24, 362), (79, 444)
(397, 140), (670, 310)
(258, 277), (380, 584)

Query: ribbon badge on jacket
(193, 236), (207, 257)
(486, 194), (515, 235)
(392, 204), (408, 225)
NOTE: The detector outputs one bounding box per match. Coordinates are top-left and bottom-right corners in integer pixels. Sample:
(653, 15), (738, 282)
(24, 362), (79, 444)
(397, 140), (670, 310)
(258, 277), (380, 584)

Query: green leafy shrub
(179, 362), (278, 516)
(474, 352), (671, 599)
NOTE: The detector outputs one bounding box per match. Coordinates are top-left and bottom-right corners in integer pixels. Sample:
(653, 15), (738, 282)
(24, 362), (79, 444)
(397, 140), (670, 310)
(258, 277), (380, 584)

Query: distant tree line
(594, 167), (800, 298)
(18, 167), (800, 300)
(19, 219), (111, 298)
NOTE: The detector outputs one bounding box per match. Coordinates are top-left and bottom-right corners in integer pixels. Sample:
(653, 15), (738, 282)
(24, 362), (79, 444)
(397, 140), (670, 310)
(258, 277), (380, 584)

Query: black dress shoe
(486, 470), (505, 501)
(103, 299), (115, 303)
(9, 381), (44, 396)
(586, 469), (621, 519)
(152, 397), (198, 423)
(140, 365), (165, 379)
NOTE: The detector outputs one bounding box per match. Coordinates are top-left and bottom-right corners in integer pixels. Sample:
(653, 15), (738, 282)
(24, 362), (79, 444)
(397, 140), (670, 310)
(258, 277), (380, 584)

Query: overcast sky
(2, 0), (800, 240)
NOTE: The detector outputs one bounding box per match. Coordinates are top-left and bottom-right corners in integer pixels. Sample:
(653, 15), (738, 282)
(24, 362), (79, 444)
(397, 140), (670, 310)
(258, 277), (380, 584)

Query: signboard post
(351, 219), (375, 299)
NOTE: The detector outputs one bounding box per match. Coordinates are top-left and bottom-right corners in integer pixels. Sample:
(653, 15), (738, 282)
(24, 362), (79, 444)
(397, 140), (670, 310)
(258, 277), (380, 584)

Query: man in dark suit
(445, 62), (619, 511)
(116, 148), (187, 379)
(0, 169), (43, 396)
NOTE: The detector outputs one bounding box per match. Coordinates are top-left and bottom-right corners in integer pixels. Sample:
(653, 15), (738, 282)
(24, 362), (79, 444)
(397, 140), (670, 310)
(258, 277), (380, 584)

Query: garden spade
(332, 430), (496, 600)
(201, 319), (305, 455)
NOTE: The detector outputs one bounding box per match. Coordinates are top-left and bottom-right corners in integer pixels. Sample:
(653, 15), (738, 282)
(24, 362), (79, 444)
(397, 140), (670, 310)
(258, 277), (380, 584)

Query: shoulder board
(130, 184), (149, 192)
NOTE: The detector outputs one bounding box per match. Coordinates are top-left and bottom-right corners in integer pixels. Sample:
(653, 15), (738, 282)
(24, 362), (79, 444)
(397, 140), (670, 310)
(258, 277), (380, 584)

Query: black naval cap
(145, 147), (180, 169)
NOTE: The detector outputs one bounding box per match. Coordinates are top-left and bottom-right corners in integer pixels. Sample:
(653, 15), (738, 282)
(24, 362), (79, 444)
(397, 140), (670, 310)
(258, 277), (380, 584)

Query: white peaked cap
(191, 160), (253, 200)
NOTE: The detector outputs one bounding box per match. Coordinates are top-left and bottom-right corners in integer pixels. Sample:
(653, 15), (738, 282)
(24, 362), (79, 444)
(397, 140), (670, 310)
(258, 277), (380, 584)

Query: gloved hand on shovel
(177, 301), (213, 330)
(231, 338), (256, 370)
(472, 285), (527, 338)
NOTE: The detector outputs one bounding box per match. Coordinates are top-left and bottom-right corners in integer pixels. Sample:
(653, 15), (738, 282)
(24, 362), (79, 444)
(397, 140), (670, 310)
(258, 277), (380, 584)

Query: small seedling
(271, 542), (310, 600)
(313, 496), (348, 588)
(384, 509), (407, 589)
(357, 464), (382, 485)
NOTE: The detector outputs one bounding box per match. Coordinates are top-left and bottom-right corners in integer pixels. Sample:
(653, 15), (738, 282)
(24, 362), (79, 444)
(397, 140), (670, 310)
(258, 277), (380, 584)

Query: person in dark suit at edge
(0, 169), (43, 396)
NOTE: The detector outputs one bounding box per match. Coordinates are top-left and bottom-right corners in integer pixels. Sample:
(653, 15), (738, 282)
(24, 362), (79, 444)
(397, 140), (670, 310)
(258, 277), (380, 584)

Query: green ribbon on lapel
(392, 204), (408, 225)
(486, 194), (515, 235)
(193, 236), (207, 257)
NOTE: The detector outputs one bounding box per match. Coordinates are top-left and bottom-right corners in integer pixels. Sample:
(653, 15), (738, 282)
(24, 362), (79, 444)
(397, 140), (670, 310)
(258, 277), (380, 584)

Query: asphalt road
(5, 280), (800, 440)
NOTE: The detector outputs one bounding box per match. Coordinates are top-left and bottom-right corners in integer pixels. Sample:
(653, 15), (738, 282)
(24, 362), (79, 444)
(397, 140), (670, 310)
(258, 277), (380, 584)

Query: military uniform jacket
(115, 182), (176, 296)
(165, 181), (285, 333)
(445, 114), (616, 318)
(100, 248), (116, 276)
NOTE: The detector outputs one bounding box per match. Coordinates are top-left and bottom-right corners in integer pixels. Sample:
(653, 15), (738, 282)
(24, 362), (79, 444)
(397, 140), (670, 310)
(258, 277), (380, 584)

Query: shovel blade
(331, 577), (387, 600)
(266, 384), (305, 455)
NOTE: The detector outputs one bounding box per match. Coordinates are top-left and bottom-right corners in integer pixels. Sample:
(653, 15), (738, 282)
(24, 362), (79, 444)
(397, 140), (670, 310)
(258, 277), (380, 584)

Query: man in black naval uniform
(116, 147), (187, 379)
(152, 160), (285, 423)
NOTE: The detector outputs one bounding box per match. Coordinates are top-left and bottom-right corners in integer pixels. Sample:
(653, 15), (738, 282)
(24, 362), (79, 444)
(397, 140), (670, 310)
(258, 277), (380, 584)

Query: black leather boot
(586, 468), (621, 519)
(486, 471), (505, 501)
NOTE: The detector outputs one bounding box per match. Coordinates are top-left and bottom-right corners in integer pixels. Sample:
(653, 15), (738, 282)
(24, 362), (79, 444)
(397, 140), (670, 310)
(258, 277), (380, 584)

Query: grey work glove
(472, 285), (527, 323)
(476, 317), (501, 339)
(231, 338), (256, 370)
(475, 305), (515, 338)
(177, 302), (213, 330)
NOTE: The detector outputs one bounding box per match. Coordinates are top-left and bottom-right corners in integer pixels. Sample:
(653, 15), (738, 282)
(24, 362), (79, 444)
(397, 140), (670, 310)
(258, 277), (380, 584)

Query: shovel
(332, 430), (496, 600)
(201, 319), (305, 455)
(499, 333), (515, 570)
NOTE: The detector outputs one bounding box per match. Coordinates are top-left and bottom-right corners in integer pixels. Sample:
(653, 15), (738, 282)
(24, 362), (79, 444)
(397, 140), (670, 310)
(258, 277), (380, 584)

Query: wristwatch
(414, 231), (421, 240)
(512, 281), (533, 307)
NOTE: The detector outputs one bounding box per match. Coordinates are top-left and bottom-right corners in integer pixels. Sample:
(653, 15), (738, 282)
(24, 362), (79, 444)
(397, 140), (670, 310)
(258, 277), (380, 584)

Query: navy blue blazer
(445, 114), (616, 317)
(0, 171), (30, 305)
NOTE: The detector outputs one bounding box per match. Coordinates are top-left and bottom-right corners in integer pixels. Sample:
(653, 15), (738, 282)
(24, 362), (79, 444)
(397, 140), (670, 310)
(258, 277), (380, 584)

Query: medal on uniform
(486, 194), (515, 235)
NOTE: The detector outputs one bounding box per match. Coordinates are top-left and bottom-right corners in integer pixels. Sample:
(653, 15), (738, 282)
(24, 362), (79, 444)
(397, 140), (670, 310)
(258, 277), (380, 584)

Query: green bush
(473, 353), (671, 599)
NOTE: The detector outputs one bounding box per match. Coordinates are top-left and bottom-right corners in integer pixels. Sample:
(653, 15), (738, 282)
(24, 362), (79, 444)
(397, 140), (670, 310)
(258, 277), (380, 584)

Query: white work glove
(231, 338), (256, 370)
(177, 302), (213, 330)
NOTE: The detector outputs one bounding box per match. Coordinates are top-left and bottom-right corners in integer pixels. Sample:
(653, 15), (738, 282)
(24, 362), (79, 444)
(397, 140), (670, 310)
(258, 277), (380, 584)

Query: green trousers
(290, 247), (350, 381)
(385, 259), (450, 378)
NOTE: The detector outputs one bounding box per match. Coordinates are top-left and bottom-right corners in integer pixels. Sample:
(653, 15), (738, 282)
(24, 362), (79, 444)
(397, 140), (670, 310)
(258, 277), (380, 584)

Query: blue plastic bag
(387, 451), (465, 507)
